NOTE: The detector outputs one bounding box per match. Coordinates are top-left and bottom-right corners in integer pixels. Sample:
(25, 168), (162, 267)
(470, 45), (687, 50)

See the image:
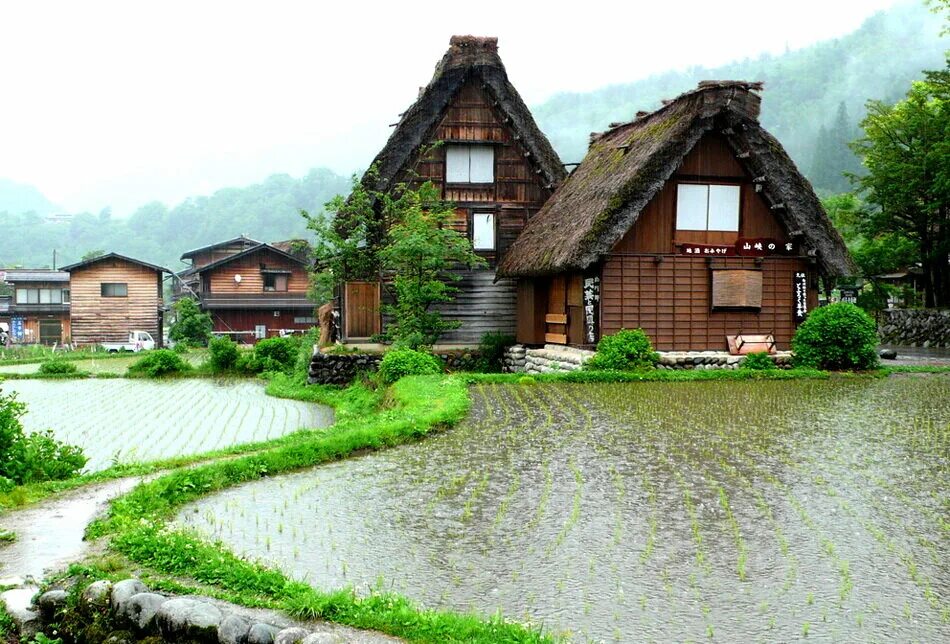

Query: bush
(378, 348), (443, 384)
(38, 360), (78, 375)
(172, 342), (190, 355)
(293, 328), (320, 380)
(584, 328), (659, 371)
(476, 331), (515, 373)
(792, 302), (879, 371)
(127, 349), (192, 378)
(0, 391), (87, 484)
(741, 351), (776, 371)
(208, 336), (239, 373)
(253, 336), (300, 374)
(169, 298), (213, 347)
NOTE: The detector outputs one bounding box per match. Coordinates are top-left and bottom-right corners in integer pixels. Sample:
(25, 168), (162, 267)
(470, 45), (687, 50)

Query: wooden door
(544, 276), (568, 344)
(345, 281), (381, 339)
(39, 320), (62, 345)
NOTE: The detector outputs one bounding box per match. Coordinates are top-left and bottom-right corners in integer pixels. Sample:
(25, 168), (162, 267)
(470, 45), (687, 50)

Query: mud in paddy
(178, 378), (949, 642)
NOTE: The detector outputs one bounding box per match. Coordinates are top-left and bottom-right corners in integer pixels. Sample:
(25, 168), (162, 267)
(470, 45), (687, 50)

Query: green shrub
(293, 328), (320, 381)
(0, 391), (87, 484)
(584, 328), (659, 371)
(172, 342), (190, 355)
(253, 336), (300, 374)
(792, 302), (879, 370)
(378, 348), (443, 384)
(38, 359), (78, 375)
(127, 349), (192, 378)
(208, 336), (239, 373)
(476, 331), (515, 373)
(169, 298), (213, 347)
(517, 375), (536, 385)
(741, 351), (776, 370)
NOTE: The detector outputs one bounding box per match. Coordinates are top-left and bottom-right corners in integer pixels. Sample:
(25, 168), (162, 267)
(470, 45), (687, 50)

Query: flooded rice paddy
(1, 379), (332, 472)
(178, 378), (949, 642)
(0, 353), (203, 375)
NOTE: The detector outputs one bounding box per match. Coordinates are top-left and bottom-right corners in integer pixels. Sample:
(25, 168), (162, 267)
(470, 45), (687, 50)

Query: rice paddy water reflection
(177, 377), (950, 642)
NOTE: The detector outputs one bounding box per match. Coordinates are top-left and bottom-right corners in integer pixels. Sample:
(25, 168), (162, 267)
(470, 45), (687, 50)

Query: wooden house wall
(16, 314), (71, 345)
(69, 260), (162, 345)
(211, 308), (315, 343)
(206, 250), (309, 294)
(351, 79), (551, 344)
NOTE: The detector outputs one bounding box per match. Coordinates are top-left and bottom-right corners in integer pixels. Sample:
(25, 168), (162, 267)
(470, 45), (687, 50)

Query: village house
(1, 269), (71, 345)
(177, 237), (316, 343)
(339, 35), (566, 343)
(61, 253), (169, 346)
(498, 81), (854, 351)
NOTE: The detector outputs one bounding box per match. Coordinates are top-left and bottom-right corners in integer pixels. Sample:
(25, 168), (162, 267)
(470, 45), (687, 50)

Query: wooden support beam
(545, 313), (567, 324)
(545, 332), (568, 344)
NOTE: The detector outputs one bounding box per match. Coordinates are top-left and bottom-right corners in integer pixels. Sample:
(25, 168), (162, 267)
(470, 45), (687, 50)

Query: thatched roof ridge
(498, 81), (854, 278)
(366, 36), (566, 193)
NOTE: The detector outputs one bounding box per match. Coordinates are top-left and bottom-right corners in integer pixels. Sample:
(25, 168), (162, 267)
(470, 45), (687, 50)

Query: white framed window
(445, 145), (494, 183)
(676, 183), (741, 232)
(472, 212), (495, 250)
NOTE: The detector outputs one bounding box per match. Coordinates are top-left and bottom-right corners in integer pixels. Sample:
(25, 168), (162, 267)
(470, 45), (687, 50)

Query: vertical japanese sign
(582, 275), (600, 344)
(11, 316), (24, 341)
(793, 272), (808, 324)
(838, 287), (858, 304)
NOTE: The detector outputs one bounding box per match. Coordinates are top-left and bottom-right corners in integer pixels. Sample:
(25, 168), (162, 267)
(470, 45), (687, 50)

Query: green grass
(85, 374), (551, 643)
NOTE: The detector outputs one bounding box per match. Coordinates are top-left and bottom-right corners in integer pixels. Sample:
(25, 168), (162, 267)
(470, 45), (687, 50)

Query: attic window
(446, 145), (494, 183)
(676, 183), (741, 232)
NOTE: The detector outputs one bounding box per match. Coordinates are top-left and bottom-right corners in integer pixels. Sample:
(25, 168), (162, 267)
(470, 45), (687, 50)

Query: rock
(35, 589), (68, 620)
(156, 597), (223, 641)
(103, 631), (135, 644)
(275, 626), (312, 643)
(117, 592), (168, 633)
(1, 587), (41, 640)
(81, 580), (113, 613)
(248, 623), (282, 644)
(111, 579), (148, 611)
(219, 614), (254, 644)
(879, 348), (898, 360)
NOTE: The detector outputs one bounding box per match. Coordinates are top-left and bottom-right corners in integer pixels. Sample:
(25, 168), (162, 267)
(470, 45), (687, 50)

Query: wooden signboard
(736, 238), (797, 256)
(839, 287), (859, 304)
(680, 243), (735, 256)
(793, 271), (809, 323)
(582, 275), (600, 344)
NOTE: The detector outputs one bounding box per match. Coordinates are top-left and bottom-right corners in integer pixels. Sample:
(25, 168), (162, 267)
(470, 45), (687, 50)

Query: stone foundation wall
(502, 345), (526, 372)
(502, 344), (794, 372)
(656, 351), (793, 370)
(523, 345), (595, 374)
(878, 309), (950, 348)
(308, 349), (382, 385)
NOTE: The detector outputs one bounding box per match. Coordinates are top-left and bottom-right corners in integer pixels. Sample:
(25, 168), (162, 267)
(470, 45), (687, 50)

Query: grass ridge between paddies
(87, 374), (555, 644)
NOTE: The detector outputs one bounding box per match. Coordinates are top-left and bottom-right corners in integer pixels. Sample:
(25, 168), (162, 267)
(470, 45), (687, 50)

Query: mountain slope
(0, 178), (59, 217)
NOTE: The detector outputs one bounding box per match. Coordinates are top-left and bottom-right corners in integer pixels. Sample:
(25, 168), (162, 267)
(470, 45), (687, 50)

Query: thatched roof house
(499, 81), (853, 279)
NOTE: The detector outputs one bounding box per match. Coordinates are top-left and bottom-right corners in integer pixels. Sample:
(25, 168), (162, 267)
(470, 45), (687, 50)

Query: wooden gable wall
(69, 259), (163, 345)
(206, 249), (308, 294)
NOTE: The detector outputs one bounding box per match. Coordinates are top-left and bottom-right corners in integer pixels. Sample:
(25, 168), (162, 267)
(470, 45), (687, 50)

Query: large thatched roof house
(498, 81), (854, 351)
(339, 35), (566, 342)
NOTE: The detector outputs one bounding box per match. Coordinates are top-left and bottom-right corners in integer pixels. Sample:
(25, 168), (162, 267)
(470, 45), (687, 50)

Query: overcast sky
(0, 0), (905, 215)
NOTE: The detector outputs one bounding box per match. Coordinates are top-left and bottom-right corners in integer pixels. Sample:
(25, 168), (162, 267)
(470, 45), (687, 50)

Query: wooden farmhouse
(2, 269), (71, 344)
(498, 81), (854, 351)
(61, 253), (169, 346)
(177, 237), (316, 343)
(340, 35), (566, 343)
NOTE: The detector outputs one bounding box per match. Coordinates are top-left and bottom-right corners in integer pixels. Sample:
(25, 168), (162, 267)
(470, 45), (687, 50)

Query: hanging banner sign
(680, 239), (798, 257)
(582, 275), (600, 344)
(793, 272), (809, 323)
(680, 244), (735, 256)
(11, 316), (24, 341)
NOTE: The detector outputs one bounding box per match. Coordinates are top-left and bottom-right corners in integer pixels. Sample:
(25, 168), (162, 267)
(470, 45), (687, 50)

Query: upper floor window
(446, 145), (494, 183)
(16, 288), (67, 304)
(101, 283), (128, 297)
(263, 273), (289, 292)
(676, 183), (741, 232)
(472, 212), (496, 250)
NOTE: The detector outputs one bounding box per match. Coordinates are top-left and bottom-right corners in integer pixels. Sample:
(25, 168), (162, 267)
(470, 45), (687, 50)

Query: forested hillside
(0, 178), (59, 217)
(532, 1), (945, 193)
(0, 169), (349, 271)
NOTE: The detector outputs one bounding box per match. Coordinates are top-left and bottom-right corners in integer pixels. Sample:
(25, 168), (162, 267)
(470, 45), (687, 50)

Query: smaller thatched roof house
(499, 81), (854, 351)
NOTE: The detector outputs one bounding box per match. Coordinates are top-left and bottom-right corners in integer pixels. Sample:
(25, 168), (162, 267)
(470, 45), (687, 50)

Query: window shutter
(445, 146), (470, 183)
(469, 146), (494, 183)
(676, 184), (709, 230)
(472, 212), (495, 250)
(711, 269), (762, 309)
(708, 185), (741, 231)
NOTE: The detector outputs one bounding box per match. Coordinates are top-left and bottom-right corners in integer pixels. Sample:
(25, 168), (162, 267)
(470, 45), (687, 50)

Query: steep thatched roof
(498, 81), (855, 278)
(365, 36), (566, 192)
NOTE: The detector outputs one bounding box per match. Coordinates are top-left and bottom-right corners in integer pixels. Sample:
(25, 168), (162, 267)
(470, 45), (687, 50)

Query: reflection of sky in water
(180, 378), (950, 643)
(2, 379), (332, 471)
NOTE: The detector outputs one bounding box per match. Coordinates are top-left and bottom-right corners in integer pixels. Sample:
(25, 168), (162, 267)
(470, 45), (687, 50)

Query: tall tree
(851, 60), (950, 306)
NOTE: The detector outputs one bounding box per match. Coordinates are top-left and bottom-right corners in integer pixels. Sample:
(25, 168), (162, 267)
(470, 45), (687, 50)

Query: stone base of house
(503, 344), (794, 373)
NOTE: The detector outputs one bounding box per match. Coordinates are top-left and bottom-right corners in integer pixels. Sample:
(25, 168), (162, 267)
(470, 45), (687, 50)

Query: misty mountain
(532, 1), (945, 194)
(0, 178), (59, 217)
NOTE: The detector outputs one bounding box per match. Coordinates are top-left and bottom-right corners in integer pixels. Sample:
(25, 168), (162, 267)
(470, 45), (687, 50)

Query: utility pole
(53, 249), (57, 270)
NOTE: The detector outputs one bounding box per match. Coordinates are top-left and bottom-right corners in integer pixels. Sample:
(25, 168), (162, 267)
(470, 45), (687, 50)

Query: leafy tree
(81, 249), (105, 261)
(307, 174), (484, 349)
(851, 62), (950, 307)
(169, 298), (213, 346)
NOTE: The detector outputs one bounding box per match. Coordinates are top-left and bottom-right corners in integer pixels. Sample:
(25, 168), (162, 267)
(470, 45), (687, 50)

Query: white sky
(0, 0), (905, 215)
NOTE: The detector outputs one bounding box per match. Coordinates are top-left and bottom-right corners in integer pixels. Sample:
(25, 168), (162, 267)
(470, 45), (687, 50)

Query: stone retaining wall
(15, 577), (382, 643)
(308, 350), (382, 385)
(502, 344), (793, 372)
(656, 351), (793, 369)
(878, 308), (950, 348)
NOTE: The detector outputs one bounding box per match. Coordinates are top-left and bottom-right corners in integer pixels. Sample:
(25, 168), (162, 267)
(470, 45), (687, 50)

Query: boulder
(248, 622), (282, 644)
(35, 589), (68, 620)
(117, 592), (168, 633)
(879, 348), (898, 360)
(155, 597), (224, 641)
(81, 580), (113, 613)
(219, 613), (254, 644)
(111, 579), (148, 612)
(275, 626), (312, 643)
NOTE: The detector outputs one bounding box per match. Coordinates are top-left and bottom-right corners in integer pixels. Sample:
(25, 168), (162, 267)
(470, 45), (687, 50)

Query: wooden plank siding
(69, 259), (163, 345)
(211, 308), (316, 342)
(16, 314), (71, 345)
(347, 78), (553, 344)
(206, 249), (309, 294)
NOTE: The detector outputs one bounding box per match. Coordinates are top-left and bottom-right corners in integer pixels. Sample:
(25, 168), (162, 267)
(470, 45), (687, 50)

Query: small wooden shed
(498, 81), (854, 351)
(339, 35), (566, 342)
(61, 253), (169, 346)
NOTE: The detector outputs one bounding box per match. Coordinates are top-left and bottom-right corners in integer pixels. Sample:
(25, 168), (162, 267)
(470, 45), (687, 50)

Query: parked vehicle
(101, 331), (156, 353)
